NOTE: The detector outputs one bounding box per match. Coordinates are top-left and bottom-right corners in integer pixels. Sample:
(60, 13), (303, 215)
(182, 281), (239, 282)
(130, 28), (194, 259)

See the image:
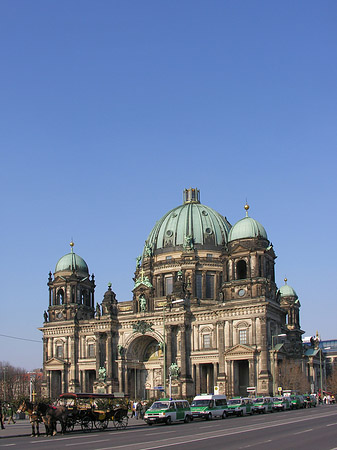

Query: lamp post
(271, 334), (286, 396)
(319, 343), (331, 401)
(163, 299), (185, 396)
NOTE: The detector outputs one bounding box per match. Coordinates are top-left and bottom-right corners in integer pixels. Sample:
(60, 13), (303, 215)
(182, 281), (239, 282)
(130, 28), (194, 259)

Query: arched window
(206, 272), (215, 298)
(165, 275), (173, 296)
(57, 289), (64, 305)
(236, 260), (247, 280)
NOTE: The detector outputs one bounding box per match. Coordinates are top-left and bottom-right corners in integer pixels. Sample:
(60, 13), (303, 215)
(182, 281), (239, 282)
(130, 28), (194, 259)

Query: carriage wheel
(113, 415), (128, 430)
(66, 417), (75, 432)
(94, 419), (109, 430)
(81, 416), (93, 432)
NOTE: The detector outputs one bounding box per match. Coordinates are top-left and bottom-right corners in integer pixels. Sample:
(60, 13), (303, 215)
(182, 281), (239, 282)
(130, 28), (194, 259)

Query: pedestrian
(136, 401), (142, 420)
(7, 404), (16, 424)
(139, 402), (145, 420)
(0, 401), (5, 429)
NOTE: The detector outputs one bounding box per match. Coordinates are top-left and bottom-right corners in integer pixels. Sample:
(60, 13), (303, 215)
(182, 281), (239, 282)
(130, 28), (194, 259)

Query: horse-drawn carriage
(59, 392), (129, 432)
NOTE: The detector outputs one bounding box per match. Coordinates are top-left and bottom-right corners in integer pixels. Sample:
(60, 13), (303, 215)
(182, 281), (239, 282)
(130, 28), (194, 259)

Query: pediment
(224, 344), (255, 358)
(229, 243), (250, 254)
(45, 357), (67, 368)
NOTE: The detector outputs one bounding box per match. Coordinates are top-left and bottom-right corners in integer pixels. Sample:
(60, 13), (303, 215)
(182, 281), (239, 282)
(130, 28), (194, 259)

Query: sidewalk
(0, 416), (146, 439)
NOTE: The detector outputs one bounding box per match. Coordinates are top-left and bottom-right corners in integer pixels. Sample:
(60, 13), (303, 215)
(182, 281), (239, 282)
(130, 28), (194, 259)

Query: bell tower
(45, 242), (95, 323)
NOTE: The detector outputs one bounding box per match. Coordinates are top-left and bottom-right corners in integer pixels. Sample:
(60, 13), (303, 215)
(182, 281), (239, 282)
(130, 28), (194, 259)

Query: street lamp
(271, 334), (286, 396)
(319, 342), (331, 401)
(163, 299), (185, 396)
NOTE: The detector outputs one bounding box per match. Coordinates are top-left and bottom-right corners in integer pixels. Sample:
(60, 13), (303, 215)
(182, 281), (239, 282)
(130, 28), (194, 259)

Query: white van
(144, 399), (191, 425)
(190, 394), (228, 420)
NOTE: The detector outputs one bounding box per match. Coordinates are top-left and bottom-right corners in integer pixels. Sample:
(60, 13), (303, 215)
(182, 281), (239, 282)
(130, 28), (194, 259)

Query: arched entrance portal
(126, 335), (163, 399)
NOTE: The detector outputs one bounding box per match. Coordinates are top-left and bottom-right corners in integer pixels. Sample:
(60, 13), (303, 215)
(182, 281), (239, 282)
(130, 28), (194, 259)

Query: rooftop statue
(183, 234), (194, 251)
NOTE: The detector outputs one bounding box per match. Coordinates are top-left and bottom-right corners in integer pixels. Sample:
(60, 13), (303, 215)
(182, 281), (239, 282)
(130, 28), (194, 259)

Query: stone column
(213, 363), (218, 387)
(228, 320), (233, 348)
(195, 364), (201, 395)
(257, 316), (270, 395)
(95, 332), (101, 379)
(106, 331), (113, 380)
(118, 361), (123, 393)
(124, 366), (129, 395)
(252, 318), (256, 347)
(179, 325), (187, 378)
(217, 321), (225, 376)
(43, 338), (48, 364)
(166, 326), (172, 369)
(48, 337), (54, 359)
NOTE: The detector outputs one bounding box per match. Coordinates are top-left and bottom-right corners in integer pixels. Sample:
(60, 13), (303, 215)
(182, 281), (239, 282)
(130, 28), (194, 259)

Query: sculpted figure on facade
(139, 294), (147, 312)
(183, 234), (194, 251)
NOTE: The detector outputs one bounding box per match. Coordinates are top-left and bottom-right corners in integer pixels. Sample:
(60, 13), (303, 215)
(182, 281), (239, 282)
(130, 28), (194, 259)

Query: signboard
(153, 386), (164, 391)
(214, 386), (219, 394)
(278, 387), (282, 393)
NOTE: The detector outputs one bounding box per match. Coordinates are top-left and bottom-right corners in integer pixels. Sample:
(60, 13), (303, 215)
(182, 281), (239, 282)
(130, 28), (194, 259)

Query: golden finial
(244, 201), (249, 217)
(284, 277), (287, 284)
(70, 240), (74, 253)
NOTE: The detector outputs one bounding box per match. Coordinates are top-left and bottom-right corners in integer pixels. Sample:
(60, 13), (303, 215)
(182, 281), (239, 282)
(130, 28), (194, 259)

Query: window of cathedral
(239, 329), (248, 345)
(236, 260), (247, 280)
(207, 253), (213, 260)
(196, 272), (202, 298)
(57, 289), (64, 305)
(56, 344), (64, 358)
(88, 343), (95, 358)
(206, 273), (215, 298)
(165, 275), (173, 295)
(166, 255), (172, 261)
(203, 334), (211, 349)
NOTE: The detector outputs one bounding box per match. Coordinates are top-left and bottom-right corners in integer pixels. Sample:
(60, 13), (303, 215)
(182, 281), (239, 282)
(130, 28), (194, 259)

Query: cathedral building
(41, 188), (311, 399)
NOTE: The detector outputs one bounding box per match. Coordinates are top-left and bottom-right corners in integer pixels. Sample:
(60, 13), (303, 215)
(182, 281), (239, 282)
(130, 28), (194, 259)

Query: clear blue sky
(1, 1), (336, 370)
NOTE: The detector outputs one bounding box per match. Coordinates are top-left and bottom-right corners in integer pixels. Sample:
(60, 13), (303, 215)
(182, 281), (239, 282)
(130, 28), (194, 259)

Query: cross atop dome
(183, 188), (200, 204)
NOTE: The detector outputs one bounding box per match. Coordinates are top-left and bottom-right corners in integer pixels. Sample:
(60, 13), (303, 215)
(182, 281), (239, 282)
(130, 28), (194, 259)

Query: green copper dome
(278, 280), (298, 299)
(144, 188), (231, 254)
(228, 204), (267, 242)
(55, 243), (89, 274)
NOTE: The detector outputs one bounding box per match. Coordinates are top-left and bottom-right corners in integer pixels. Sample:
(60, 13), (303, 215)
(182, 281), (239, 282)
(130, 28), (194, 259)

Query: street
(1, 405), (337, 450)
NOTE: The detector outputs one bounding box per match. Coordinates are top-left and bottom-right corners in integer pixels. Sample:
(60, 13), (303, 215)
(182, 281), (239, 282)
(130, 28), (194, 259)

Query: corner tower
(46, 242), (95, 322)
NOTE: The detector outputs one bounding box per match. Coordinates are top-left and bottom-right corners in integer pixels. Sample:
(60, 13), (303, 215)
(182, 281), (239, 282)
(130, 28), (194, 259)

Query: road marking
(239, 441), (272, 449)
(93, 410), (337, 450)
(326, 423), (337, 426)
(292, 428), (312, 435)
(66, 439), (110, 446)
(0, 445), (16, 447)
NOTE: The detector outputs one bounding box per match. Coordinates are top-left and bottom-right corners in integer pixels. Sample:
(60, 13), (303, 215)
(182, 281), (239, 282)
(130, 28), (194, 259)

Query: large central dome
(144, 188), (231, 255)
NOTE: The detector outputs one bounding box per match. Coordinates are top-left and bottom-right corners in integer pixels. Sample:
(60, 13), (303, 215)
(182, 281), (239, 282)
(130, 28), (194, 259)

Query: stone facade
(40, 188), (318, 399)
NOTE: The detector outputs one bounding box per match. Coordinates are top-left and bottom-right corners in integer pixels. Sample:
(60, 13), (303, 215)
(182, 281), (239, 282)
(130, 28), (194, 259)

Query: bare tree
(277, 359), (310, 393)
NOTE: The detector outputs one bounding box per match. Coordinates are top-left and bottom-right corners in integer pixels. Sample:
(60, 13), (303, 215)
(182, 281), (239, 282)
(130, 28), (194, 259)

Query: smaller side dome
(55, 242), (89, 274)
(278, 278), (298, 299)
(228, 203), (267, 242)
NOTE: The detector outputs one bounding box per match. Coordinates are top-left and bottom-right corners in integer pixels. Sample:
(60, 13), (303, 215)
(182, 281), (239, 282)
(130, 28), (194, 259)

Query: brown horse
(36, 402), (69, 436)
(17, 400), (42, 437)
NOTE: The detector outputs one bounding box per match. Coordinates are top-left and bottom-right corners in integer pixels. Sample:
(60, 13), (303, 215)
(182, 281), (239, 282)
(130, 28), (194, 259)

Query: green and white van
(226, 398), (254, 416)
(190, 394), (228, 420)
(252, 397), (274, 413)
(272, 396), (291, 411)
(144, 399), (192, 425)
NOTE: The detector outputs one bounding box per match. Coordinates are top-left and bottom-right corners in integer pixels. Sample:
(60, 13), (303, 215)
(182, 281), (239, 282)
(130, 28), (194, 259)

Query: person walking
(0, 401), (5, 429)
(7, 404), (16, 424)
